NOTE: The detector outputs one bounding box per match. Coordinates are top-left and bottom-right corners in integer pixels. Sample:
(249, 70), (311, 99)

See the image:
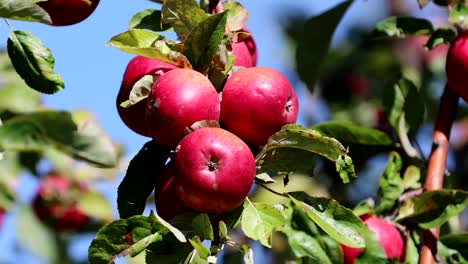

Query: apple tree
(0, 0), (467, 264)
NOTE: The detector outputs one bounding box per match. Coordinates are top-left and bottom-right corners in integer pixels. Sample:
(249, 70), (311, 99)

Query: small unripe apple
(154, 162), (192, 221)
(221, 67), (298, 146)
(146, 69), (221, 149)
(173, 127), (256, 213)
(37, 0), (100, 26)
(117, 56), (177, 137)
(32, 174), (89, 232)
(446, 30), (468, 102)
(232, 29), (258, 68)
(341, 216), (404, 263)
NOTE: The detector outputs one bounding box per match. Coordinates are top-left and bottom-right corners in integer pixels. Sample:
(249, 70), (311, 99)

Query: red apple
(146, 69), (221, 149)
(154, 162), (192, 221)
(37, 0), (100, 26)
(117, 56), (177, 137)
(220, 67), (299, 146)
(232, 29), (258, 68)
(446, 30), (468, 102)
(173, 127), (256, 213)
(0, 208), (4, 230)
(32, 174), (89, 232)
(341, 216), (404, 263)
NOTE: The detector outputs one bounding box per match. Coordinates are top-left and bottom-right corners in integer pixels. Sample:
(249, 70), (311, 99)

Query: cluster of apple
(116, 31), (299, 220)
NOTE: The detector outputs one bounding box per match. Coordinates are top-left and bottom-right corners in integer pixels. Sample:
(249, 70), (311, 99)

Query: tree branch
(420, 85), (459, 264)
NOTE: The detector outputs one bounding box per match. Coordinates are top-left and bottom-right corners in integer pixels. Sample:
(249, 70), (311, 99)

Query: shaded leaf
(0, 0), (51, 23)
(161, 0), (208, 39)
(241, 199), (285, 248)
(289, 192), (366, 248)
(107, 29), (192, 68)
(397, 189), (468, 228)
(120, 75), (156, 108)
(283, 226), (332, 264)
(256, 124), (356, 183)
(295, 0), (352, 91)
(374, 152), (404, 214)
(0, 111), (117, 168)
(440, 233), (468, 260)
(7, 30), (64, 94)
(184, 12), (228, 72)
(192, 214), (214, 240)
(117, 140), (170, 218)
(371, 16), (433, 38)
(128, 9), (171, 32)
(424, 28), (455, 50)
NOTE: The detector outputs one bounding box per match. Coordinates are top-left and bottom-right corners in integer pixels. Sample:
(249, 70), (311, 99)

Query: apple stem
(419, 85), (459, 264)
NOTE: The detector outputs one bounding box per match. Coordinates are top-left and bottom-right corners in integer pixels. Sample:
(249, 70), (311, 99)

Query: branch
(420, 85), (459, 264)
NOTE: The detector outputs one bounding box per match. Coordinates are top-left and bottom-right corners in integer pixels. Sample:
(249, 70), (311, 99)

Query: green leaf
(120, 75), (156, 108)
(223, 1), (248, 31)
(161, 0), (208, 39)
(449, 3), (468, 28)
(352, 198), (375, 217)
(438, 240), (468, 264)
(241, 199), (285, 248)
(374, 152), (404, 214)
(294, 0), (352, 91)
(188, 236), (210, 260)
(7, 30), (64, 94)
(0, 111), (118, 168)
(107, 29), (192, 68)
(289, 192), (366, 248)
(403, 232), (419, 264)
(117, 141), (170, 219)
(383, 77), (425, 134)
(88, 214), (184, 264)
(371, 16), (434, 38)
(256, 148), (316, 177)
(16, 206), (59, 263)
(402, 165), (421, 190)
(424, 28), (455, 50)
(440, 233), (468, 260)
(184, 11), (228, 72)
(283, 226), (332, 264)
(0, 0), (51, 23)
(192, 214), (214, 240)
(354, 224), (387, 264)
(128, 9), (171, 32)
(256, 124), (356, 183)
(396, 189), (468, 228)
(77, 191), (114, 222)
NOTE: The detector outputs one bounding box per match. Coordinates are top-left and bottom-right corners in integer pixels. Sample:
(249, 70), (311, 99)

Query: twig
(420, 85), (459, 264)
(255, 181), (289, 198)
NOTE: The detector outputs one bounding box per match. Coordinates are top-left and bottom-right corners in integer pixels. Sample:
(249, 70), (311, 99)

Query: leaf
(352, 198), (375, 217)
(192, 214), (214, 240)
(402, 165), (421, 190)
(184, 12), (228, 72)
(117, 141), (170, 219)
(424, 28), (455, 50)
(440, 233), (468, 260)
(294, 0), (352, 92)
(223, 1), (248, 31)
(16, 206), (59, 263)
(374, 152), (404, 214)
(371, 16), (434, 38)
(256, 124), (356, 183)
(0, 111), (118, 168)
(241, 199), (285, 248)
(283, 226), (332, 264)
(438, 240), (468, 264)
(396, 189), (468, 228)
(7, 30), (64, 94)
(256, 148), (316, 177)
(188, 236), (210, 260)
(88, 214), (184, 264)
(0, 0), (51, 23)
(128, 9), (171, 32)
(354, 224), (387, 264)
(289, 192), (366, 248)
(403, 232), (419, 264)
(312, 121), (393, 146)
(383, 77), (425, 134)
(107, 29), (192, 69)
(161, 0), (208, 39)
(120, 75), (157, 108)
(77, 191), (114, 222)
(449, 3), (468, 28)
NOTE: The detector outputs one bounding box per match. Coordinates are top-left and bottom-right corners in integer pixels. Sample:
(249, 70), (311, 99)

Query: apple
(37, 0), (100, 26)
(154, 162), (192, 221)
(173, 127), (256, 213)
(220, 67), (299, 146)
(146, 69), (221, 149)
(341, 216), (404, 263)
(117, 56), (177, 137)
(32, 174), (89, 232)
(232, 29), (258, 68)
(0, 208), (4, 230)
(446, 30), (468, 102)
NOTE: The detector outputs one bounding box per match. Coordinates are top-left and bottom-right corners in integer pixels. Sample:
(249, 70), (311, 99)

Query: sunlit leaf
(0, 0), (51, 23)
